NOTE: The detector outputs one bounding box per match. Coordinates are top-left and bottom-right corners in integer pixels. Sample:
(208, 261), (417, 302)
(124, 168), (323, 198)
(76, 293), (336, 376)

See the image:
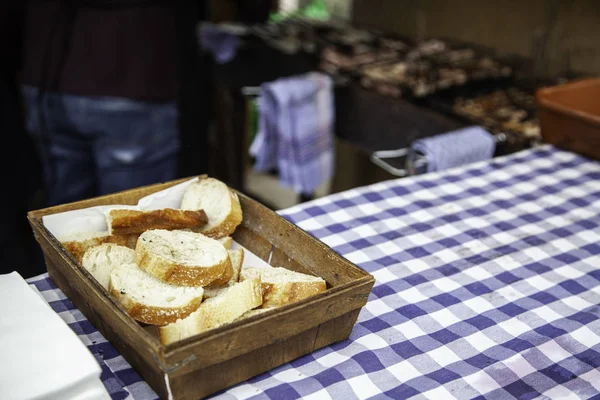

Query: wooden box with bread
(28, 176), (375, 400)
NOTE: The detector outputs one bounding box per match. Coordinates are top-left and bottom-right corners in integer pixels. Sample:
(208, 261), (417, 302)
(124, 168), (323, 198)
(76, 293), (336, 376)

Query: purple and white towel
(250, 72), (335, 195)
(409, 126), (496, 173)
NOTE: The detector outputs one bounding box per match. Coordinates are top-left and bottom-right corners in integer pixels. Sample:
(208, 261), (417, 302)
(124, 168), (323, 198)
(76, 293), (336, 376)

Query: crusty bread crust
(200, 190), (243, 239)
(108, 284), (203, 326)
(61, 233), (137, 263)
(109, 208), (208, 236)
(158, 278), (262, 345)
(205, 260), (234, 288)
(203, 249), (245, 297)
(206, 248), (244, 288)
(259, 281), (326, 308)
(240, 268), (327, 308)
(135, 235), (231, 287)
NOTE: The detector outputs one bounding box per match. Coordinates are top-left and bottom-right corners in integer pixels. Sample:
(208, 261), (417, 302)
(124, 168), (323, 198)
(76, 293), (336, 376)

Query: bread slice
(217, 237), (233, 250)
(204, 249), (245, 298)
(180, 177), (243, 238)
(158, 278), (262, 345)
(229, 249), (244, 282)
(107, 208), (208, 236)
(240, 267), (327, 308)
(81, 243), (135, 290)
(135, 229), (231, 287)
(59, 231), (138, 263)
(109, 263), (205, 326)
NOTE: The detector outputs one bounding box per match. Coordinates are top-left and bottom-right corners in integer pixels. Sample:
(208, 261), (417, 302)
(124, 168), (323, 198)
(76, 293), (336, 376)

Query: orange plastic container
(536, 78), (600, 160)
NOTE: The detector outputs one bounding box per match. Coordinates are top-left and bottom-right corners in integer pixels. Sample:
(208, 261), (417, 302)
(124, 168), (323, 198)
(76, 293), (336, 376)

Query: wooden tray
(27, 178), (375, 400)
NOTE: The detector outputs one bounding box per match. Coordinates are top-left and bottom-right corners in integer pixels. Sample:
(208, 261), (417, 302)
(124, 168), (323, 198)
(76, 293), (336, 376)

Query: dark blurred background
(1, 0), (598, 278)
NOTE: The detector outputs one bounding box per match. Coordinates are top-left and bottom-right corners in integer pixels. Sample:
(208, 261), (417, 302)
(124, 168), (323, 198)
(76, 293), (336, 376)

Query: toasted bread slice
(107, 208), (208, 236)
(180, 178), (242, 238)
(81, 243), (135, 290)
(204, 249), (245, 298)
(135, 229), (231, 287)
(240, 267), (326, 308)
(158, 278), (262, 345)
(59, 231), (138, 263)
(109, 263), (204, 326)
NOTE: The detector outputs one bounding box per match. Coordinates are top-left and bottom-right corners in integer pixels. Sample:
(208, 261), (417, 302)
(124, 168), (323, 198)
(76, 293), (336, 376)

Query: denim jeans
(22, 86), (180, 206)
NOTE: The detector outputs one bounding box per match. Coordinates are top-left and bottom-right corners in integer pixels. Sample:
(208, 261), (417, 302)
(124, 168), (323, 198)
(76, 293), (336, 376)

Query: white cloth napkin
(0, 272), (110, 400)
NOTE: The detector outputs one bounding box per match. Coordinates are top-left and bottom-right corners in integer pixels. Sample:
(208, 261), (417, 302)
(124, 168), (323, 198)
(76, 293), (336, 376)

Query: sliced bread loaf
(158, 277), (262, 345)
(180, 177), (242, 238)
(59, 231), (137, 263)
(240, 267), (327, 308)
(109, 263), (205, 325)
(107, 208), (208, 236)
(81, 243), (135, 290)
(203, 249), (245, 298)
(135, 229), (231, 287)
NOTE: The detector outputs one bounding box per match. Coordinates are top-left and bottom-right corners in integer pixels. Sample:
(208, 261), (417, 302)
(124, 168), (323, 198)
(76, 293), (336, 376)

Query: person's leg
(21, 86), (96, 206)
(90, 97), (180, 195)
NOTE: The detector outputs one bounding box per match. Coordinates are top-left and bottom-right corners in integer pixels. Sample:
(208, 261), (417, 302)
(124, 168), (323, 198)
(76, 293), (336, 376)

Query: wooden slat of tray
(168, 309), (362, 400)
(161, 278), (373, 373)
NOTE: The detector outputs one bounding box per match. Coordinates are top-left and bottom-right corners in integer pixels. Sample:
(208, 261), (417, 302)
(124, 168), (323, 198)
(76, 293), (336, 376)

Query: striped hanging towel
(250, 72), (335, 195)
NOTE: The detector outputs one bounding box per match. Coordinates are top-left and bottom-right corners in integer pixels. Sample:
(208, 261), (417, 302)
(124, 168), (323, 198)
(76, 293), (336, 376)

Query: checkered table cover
(27, 145), (600, 400)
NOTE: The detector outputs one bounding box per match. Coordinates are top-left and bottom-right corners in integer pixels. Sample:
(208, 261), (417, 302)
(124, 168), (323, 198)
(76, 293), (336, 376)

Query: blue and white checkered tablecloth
(27, 145), (600, 400)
